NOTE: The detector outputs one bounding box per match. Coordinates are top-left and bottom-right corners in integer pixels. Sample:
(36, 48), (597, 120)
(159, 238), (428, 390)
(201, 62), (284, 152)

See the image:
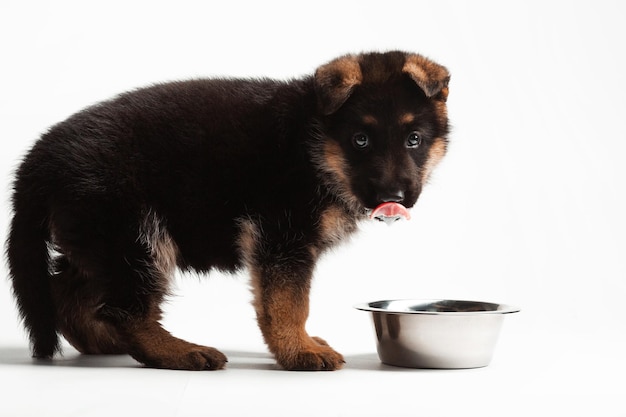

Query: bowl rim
(353, 299), (521, 315)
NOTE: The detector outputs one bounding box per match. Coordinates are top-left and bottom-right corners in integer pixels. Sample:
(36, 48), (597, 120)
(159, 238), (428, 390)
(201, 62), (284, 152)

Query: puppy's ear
(314, 55), (362, 115)
(402, 54), (450, 101)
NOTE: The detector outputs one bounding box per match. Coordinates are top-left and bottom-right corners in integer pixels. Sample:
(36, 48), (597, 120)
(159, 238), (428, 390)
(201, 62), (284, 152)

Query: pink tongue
(370, 202), (411, 223)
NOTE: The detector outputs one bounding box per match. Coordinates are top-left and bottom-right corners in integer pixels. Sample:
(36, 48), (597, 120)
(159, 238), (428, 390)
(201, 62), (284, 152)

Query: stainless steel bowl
(354, 299), (520, 369)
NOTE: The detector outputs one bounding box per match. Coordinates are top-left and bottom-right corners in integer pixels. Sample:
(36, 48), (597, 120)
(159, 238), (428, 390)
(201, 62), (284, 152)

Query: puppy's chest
(315, 204), (358, 251)
(296, 204), (360, 263)
(236, 203), (357, 266)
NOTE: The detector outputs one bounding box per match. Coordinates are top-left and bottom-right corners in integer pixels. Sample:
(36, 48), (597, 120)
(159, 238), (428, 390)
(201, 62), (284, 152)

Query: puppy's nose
(377, 190), (405, 203)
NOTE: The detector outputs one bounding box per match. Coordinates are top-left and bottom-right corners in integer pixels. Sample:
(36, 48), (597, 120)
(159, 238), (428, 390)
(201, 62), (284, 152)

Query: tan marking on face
(438, 86), (449, 101)
(434, 100), (449, 127)
(362, 115), (378, 125)
(399, 113), (416, 125)
(422, 138), (447, 182)
(320, 140), (363, 210)
(323, 140), (350, 188)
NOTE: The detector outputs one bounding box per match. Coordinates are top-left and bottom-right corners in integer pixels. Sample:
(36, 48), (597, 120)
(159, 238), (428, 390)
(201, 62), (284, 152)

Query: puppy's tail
(6, 187), (59, 358)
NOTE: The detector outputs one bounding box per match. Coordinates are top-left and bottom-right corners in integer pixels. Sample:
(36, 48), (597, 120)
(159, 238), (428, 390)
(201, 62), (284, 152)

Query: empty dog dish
(355, 299), (520, 369)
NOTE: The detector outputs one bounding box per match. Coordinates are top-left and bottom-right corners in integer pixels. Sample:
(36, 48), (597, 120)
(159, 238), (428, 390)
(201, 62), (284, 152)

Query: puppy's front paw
(276, 338), (345, 371)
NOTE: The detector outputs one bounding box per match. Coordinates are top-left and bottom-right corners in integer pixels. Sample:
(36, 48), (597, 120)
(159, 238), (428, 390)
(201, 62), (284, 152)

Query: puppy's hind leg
(51, 256), (127, 355)
(106, 219), (227, 371)
(53, 212), (227, 371)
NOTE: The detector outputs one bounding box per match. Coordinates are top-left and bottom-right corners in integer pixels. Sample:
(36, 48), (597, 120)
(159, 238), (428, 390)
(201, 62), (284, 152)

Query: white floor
(1, 315), (624, 417)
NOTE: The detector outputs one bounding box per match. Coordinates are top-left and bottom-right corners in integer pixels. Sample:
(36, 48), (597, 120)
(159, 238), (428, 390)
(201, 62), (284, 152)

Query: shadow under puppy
(7, 51), (450, 371)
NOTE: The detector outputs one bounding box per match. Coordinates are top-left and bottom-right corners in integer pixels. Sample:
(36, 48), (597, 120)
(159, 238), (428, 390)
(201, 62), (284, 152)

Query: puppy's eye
(407, 132), (422, 148)
(352, 133), (369, 149)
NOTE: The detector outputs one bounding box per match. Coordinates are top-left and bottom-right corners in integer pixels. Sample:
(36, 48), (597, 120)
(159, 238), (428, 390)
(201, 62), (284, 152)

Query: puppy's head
(313, 51), (450, 216)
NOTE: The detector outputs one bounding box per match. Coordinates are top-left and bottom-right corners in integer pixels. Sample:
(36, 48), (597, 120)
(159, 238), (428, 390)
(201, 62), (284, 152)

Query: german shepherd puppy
(7, 51), (450, 371)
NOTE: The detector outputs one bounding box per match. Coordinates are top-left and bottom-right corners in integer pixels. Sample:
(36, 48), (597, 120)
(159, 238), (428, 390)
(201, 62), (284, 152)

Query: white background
(1, 1), (625, 416)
